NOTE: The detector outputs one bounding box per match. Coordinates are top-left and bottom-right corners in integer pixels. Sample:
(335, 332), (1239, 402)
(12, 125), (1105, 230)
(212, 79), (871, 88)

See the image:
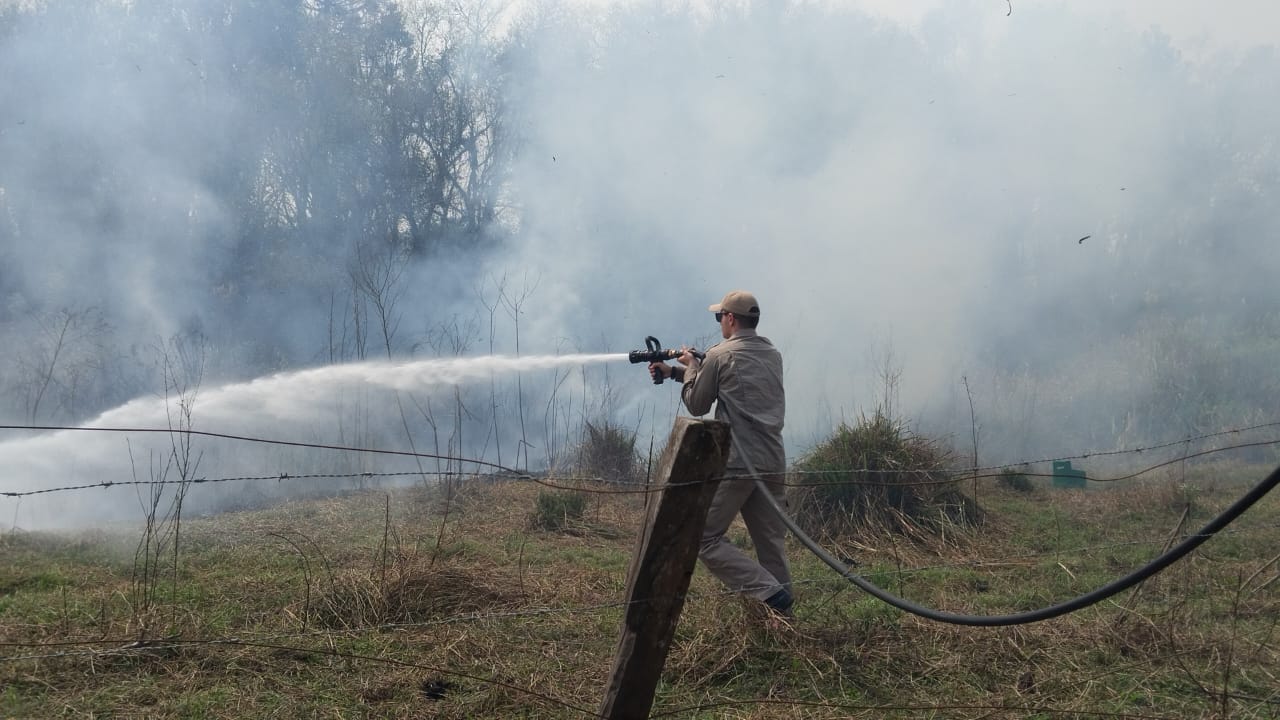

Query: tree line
(0, 0), (516, 425)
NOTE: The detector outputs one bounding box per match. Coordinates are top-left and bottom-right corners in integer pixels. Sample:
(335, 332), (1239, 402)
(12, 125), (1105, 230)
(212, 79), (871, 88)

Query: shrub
(315, 562), (510, 629)
(998, 467), (1035, 493)
(531, 490), (587, 532)
(577, 420), (640, 484)
(790, 412), (982, 541)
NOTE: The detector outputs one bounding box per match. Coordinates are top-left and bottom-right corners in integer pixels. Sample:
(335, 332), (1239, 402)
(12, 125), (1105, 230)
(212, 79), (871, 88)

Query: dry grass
(2, 465), (1278, 718)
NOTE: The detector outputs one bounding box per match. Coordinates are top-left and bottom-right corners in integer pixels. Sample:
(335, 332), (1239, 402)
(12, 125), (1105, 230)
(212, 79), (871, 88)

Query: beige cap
(709, 290), (761, 318)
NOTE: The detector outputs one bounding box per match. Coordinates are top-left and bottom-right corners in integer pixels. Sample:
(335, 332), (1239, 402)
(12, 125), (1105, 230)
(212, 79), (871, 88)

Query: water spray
(628, 336), (705, 384)
(0, 352), (633, 526)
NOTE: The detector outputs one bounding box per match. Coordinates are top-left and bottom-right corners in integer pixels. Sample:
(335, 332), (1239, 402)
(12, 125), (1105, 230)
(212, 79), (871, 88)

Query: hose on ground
(754, 464), (1280, 626)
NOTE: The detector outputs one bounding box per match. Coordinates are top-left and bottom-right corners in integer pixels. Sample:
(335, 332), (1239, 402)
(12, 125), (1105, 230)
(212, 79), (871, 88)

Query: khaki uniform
(675, 328), (790, 601)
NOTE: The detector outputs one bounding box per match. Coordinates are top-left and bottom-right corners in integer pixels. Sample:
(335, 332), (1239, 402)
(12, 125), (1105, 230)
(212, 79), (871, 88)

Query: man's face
(716, 311), (733, 339)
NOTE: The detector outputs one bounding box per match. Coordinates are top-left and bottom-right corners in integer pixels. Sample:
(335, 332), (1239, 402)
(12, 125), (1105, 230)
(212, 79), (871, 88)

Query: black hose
(756, 463), (1280, 626)
(711, 389), (1280, 626)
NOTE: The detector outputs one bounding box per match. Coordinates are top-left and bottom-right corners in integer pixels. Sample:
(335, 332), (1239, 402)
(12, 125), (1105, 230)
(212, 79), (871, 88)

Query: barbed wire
(0, 423), (513, 472)
(806, 523), (1280, 580)
(765, 437), (1280, 488)
(2, 425), (1275, 577)
(966, 420), (1280, 473)
(3, 418), (1278, 481)
(4, 435), (1279, 499)
(0, 471), (434, 498)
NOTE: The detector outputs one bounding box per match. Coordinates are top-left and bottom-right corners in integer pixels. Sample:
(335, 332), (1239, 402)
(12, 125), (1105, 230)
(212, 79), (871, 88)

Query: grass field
(1, 464), (1278, 719)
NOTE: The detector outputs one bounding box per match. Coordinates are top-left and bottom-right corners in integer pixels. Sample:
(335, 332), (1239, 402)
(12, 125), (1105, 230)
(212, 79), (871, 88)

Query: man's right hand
(648, 362), (671, 382)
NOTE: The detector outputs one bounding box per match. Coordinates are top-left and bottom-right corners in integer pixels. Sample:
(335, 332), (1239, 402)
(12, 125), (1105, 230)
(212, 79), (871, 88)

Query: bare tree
(542, 337), (575, 472)
(18, 305), (110, 424)
(476, 271), (507, 466)
(869, 340), (902, 422)
(161, 332), (205, 627)
(129, 332), (205, 639)
(501, 272), (539, 470)
(421, 314), (481, 470)
(350, 236), (410, 358)
(418, 314), (480, 568)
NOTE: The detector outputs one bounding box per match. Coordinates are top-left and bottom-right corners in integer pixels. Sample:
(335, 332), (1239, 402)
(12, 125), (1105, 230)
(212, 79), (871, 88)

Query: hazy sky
(552, 0), (1280, 56)
(849, 0), (1280, 58)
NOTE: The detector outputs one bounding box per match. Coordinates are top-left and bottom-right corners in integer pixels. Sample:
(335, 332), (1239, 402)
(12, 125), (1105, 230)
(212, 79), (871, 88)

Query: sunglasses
(715, 311), (728, 322)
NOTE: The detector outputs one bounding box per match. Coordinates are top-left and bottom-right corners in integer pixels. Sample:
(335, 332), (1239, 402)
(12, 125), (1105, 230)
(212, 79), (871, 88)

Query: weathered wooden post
(598, 417), (730, 719)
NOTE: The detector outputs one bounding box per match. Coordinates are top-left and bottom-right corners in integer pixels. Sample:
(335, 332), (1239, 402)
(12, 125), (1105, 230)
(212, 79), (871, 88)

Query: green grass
(1, 469), (1278, 718)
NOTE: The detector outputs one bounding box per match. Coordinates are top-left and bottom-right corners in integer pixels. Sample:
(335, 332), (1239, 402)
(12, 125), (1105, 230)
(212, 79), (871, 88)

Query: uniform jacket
(677, 329), (785, 474)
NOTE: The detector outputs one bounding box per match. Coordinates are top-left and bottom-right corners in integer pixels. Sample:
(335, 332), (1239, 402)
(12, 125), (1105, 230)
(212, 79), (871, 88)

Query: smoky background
(1, 0), (1277, 526)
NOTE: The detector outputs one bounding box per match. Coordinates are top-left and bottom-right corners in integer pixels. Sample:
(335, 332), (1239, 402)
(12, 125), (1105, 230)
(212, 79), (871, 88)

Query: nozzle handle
(647, 336), (663, 384)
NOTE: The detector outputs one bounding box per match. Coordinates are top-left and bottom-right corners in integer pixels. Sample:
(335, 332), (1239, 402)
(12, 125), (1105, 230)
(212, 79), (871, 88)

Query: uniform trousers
(698, 471), (792, 601)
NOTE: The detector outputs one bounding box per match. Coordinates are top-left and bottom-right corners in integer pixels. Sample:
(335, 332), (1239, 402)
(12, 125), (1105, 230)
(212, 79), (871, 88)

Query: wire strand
(3, 433), (1278, 498)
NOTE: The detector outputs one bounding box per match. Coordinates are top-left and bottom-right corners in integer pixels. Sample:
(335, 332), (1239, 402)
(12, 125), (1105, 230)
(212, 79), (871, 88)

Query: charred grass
(1, 465), (1278, 718)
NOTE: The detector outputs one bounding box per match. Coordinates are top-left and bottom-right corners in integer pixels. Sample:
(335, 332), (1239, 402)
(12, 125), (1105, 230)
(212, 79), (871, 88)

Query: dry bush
(313, 555), (515, 629)
(576, 420), (641, 484)
(790, 412), (982, 543)
(997, 466), (1036, 493)
(530, 489), (588, 532)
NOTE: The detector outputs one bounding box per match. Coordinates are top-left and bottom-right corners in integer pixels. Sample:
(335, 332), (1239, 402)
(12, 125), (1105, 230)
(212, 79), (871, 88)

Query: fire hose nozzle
(629, 336), (704, 384)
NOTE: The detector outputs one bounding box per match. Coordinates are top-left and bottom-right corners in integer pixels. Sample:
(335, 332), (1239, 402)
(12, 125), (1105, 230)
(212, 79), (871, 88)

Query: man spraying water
(645, 290), (794, 618)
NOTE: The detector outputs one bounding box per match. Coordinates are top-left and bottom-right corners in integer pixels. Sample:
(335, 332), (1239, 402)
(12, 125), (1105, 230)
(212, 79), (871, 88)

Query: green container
(1052, 460), (1087, 489)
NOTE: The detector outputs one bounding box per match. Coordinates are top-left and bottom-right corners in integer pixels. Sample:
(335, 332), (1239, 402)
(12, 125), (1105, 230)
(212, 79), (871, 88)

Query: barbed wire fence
(5, 419), (1280, 499)
(1, 420), (1278, 717)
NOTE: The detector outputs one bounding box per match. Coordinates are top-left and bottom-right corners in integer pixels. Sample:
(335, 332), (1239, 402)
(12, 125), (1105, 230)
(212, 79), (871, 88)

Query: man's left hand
(677, 346), (701, 370)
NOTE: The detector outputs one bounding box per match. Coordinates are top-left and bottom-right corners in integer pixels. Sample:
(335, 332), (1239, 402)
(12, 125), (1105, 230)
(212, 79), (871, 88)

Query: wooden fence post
(598, 417), (731, 719)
